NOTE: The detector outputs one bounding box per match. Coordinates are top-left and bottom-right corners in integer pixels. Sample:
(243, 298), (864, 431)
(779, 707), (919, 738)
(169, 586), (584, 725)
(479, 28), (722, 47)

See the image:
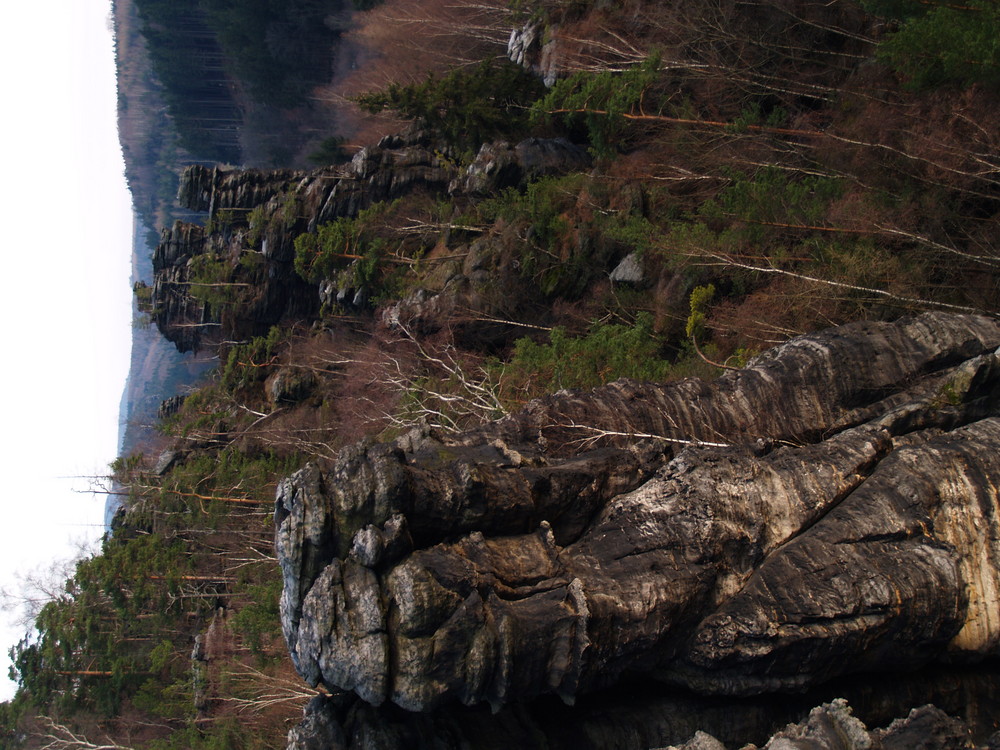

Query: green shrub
(699, 167), (843, 239)
(862, 0), (1000, 88)
(146, 718), (268, 750)
(221, 326), (284, 393)
(530, 54), (661, 157)
(293, 201), (397, 286)
(188, 253), (241, 308)
(496, 313), (677, 396)
(307, 135), (350, 166)
(232, 578), (282, 657)
(355, 59), (546, 153)
(686, 284), (716, 341)
(480, 174), (602, 296)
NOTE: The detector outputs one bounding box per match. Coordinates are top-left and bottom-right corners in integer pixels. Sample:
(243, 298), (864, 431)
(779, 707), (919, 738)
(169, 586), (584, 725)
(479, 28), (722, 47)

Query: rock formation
(151, 131), (591, 351)
(507, 20), (562, 87)
(275, 312), (1000, 718)
(669, 700), (983, 750)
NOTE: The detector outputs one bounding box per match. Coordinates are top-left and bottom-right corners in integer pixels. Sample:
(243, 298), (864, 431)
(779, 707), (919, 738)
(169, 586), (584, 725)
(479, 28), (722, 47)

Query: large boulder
(276, 312), (1000, 712)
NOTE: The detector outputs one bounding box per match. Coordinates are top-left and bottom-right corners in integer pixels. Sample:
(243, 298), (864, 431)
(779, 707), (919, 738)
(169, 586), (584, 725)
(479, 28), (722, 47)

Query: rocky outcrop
(152, 131), (593, 350)
(180, 131), (590, 235)
(610, 251), (647, 285)
(150, 131), (452, 349)
(508, 21), (562, 87)
(275, 312), (1000, 714)
(378, 231), (550, 349)
(150, 218), (317, 352)
(450, 137), (591, 195)
(179, 165), (303, 216)
(267, 367), (318, 407)
(381, 139), (598, 345)
(150, 221), (213, 352)
(684, 699), (981, 750)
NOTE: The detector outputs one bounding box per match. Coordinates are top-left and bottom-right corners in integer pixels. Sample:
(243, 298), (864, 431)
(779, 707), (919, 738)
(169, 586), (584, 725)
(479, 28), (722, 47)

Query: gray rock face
(872, 705), (974, 750)
(286, 696), (347, 750)
(276, 312), (1000, 712)
(507, 20), (562, 86)
(153, 131), (594, 350)
(267, 367), (317, 406)
(152, 130), (454, 350)
(610, 251), (646, 284)
(157, 395), (187, 422)
(755, 699), (875, 750)
(450, 137), (592, 195)
(732, 700), (977, 750)
(663, 731), (728, 750)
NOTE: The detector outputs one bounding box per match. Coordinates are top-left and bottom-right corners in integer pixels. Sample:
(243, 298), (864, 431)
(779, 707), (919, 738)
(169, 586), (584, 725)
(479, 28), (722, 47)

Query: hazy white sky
(0, 0), (133, 699)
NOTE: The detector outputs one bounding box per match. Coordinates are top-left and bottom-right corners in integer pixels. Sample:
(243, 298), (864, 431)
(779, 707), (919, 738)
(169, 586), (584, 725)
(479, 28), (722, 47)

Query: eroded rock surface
(733, 699), (976, 750)
(276, 312), (1000, 712)
(152, 131), (592, 350)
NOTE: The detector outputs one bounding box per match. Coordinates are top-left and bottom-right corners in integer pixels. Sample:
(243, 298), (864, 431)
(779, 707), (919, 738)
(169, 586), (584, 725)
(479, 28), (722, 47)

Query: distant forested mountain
(115, 0), (352, 233)
(133, 0), (349, 163)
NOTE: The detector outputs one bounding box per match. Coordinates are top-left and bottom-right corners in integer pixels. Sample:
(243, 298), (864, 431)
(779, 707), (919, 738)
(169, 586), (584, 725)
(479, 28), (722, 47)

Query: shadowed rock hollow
(286, 685), (1000, 750)
(275, 312), (1000, 713)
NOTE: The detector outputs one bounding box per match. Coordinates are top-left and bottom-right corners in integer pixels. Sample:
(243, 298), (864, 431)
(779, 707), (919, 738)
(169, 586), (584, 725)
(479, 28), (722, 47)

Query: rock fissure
(724, 426), (895, 600)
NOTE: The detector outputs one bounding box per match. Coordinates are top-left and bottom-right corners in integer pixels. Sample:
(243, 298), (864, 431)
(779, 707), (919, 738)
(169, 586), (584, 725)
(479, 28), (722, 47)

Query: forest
(133, 0), (348, 162)
(4, 0), (1000, 747)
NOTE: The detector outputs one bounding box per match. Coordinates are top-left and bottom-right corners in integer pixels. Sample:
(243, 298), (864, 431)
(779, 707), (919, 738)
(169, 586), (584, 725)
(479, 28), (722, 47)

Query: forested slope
(4, 0), (1000, 747)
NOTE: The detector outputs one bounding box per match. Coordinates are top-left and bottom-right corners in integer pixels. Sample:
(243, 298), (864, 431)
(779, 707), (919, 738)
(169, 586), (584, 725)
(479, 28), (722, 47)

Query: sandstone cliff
(275, 312), (1000, 729)
(150, 131), (591, 351)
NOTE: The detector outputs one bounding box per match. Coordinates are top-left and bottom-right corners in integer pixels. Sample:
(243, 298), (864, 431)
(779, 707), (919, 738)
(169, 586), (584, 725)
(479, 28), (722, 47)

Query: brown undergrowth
(317, 0), (512, 148)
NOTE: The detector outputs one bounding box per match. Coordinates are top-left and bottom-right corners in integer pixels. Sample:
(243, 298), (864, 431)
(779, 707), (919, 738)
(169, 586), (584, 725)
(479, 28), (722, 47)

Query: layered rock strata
(152, 131), (591, 350)
(276, 312), (1000, 712)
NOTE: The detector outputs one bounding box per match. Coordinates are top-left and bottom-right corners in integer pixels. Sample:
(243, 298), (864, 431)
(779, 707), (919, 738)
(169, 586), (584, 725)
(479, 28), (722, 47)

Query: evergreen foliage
(686, 284), (716, 341)
(530, 55), (661, 156)
(307, 136), (350, 166)
(698, 168), (844, 247)
(863, 0), (1000, 88)
(231, 578), (283, 658)
(8, 533), (194, 717)
(478, 173), (613, 297)
(293, 200), (417, 303)
(221, 325), (285, 393)
(7, 439), (301, 741)
(496, 314), (680, 395)
(354, 59), (547, 153)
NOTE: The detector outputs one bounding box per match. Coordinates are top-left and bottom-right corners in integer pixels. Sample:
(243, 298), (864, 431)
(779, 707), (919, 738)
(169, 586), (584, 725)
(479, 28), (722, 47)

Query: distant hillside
(114, 0), (355, 231)
(112, 0), (359, 457)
